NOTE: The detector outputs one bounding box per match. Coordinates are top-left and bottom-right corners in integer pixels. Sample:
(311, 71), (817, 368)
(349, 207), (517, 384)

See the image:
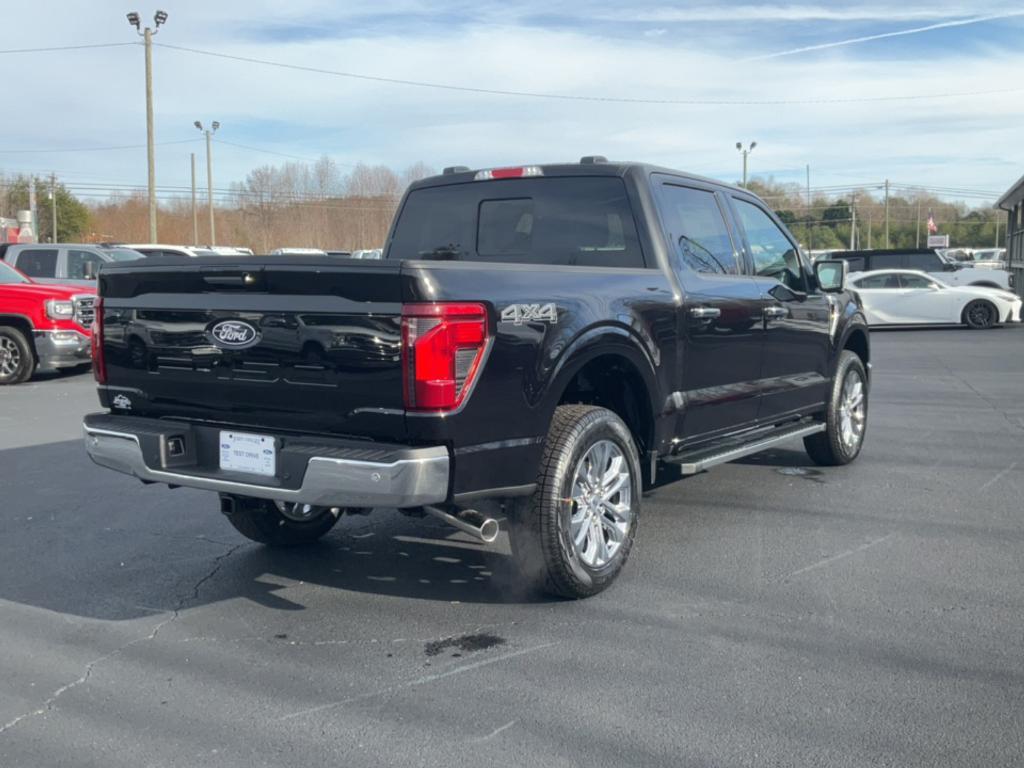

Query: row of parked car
(816, 248), (1019, 329)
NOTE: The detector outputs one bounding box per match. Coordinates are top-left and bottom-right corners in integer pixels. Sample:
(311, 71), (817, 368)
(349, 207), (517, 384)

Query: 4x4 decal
(500, 303), (558, 326)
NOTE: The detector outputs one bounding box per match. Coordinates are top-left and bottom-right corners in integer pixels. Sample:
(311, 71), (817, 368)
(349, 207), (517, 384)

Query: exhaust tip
(478, 518), (500, 544)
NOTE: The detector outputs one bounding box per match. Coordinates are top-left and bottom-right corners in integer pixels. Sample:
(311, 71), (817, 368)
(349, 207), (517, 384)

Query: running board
(668, 422), (826, 475)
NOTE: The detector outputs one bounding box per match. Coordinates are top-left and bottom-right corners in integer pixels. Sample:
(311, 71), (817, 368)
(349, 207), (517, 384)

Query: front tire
(963, 300), (997, 329)
(0, 326), (35, 385)
(804, 350), (868, 466)
(508, 405), (640, 599)
(221, 496), (341, 547)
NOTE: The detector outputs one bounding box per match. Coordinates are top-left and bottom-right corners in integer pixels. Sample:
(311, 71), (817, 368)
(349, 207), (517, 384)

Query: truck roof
(410, 158), (746, 195)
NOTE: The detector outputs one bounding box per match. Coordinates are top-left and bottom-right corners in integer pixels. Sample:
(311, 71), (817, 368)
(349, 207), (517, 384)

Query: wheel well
(969, 282), (1000, 289)
(558, 355), (653, 455)
(843, 328), (869, 368)
(0, 316), (36, 357)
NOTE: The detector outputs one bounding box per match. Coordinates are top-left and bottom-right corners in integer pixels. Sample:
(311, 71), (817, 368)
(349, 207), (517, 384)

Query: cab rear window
(388, 177), (645, 268)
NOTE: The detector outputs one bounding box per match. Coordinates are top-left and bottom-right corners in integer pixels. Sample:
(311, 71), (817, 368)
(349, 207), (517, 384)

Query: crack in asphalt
(934, 356), (1024, 436)
(0, 543), (242, 737)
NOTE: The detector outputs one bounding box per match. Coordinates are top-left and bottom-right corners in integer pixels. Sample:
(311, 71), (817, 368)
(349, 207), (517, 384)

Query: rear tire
(507, 405), (640, 599)
(0, 326), (35, 385)
(804, 350), (868, 466)
(221, 495), (341, 547)
(963, 300), (997, 329)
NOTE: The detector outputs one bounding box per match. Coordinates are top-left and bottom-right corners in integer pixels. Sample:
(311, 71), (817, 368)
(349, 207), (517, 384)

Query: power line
(213, 138), (358, 167)
(0, 41), (137, 54)
(154, 42), (1024, 106)
(0, 138), (200, 154)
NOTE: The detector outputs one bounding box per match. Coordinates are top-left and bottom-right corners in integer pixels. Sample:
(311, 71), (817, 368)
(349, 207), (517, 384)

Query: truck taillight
(402, 303), (489, 411)
(91, 297), (106, 384)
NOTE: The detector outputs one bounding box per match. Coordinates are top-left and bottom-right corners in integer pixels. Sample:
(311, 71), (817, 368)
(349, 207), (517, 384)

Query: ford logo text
(209, 320), (260, 349)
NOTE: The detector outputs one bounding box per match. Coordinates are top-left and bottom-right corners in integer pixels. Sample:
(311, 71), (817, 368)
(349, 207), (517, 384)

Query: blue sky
(3, 1), (1023, 204)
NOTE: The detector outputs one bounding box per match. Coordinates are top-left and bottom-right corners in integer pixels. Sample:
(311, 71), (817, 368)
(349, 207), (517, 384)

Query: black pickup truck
(83, 158), (870, 598)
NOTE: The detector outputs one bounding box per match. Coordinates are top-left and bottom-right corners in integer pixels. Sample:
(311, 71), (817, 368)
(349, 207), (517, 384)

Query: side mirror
(82, 261), (98, 280)
(815, 259), (847, 293)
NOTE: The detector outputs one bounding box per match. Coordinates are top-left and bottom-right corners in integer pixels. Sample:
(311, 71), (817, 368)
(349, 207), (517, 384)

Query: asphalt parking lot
(1, 327), (1022, 768)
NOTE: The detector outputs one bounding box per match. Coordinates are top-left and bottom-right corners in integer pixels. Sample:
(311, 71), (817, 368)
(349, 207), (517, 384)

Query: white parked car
(849, 269), (1021, 329)
(269, 247), (328, 256)
(832, 249), (1013, 291)
(969, 248), (1007, 270)
(124, 244), (219, 259)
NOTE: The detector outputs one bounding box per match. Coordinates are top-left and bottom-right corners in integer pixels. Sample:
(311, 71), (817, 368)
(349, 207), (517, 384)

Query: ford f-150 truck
(0, 259), (95, 384)
(83, 158), (870, 598)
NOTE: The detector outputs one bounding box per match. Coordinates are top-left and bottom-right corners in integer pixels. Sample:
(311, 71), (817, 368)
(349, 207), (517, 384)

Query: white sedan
(849, 270), (1022, 329)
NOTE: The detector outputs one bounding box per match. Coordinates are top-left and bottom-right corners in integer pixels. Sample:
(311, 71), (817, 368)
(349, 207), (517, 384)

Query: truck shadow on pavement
(0, 439), (558, 621)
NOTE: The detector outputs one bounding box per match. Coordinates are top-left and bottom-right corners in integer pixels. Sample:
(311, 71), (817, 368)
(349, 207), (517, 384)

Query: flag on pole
(927, 210), (938, 234)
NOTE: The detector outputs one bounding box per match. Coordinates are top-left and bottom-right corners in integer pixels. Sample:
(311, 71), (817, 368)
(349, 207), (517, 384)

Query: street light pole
(195, 120), (220, 246)
(126, 10), (168, 243)
(190, 152), (198, 246)
(884, 179), (890, 248)
(736, 141), (757, 187)
(50, 173), (57, 243)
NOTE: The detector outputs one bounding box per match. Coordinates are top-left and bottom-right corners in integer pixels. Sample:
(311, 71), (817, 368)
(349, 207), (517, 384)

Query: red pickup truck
(0, 259), (95, 384)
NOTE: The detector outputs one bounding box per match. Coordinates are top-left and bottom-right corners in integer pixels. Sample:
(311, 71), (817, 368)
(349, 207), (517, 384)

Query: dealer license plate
(219, 431), (276, 476)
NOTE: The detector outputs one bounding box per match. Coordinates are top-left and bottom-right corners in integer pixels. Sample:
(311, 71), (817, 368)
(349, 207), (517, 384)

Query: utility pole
(806, 164), (812, 250)
(918, 198), (925, 248)
(28, 176), (37, 240)
(995, 212), (1000, 247)
(194, 121), (220, 245)
(126, 11), (168, 243)
(736, 141), (756, 187)
(868, 216), (873, 250)
(190, 152), (198, 246)
(883, 179), (890, 248)
(50, 173), (57, 243)
(849, 192), (856, 250)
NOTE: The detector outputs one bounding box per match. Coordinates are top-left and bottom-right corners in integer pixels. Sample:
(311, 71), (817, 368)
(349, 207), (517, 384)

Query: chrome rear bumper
(83, 416), (449, 508)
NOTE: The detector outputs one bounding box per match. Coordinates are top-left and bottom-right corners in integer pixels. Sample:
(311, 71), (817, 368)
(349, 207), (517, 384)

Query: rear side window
(869, 254), (902, 270)
(899, 274), (937, 289)
(388, 177), (644, 268)
(657, 184), (739, 275)
(855, 273), (900, 289)
(14, 248), (58, 277)
(904, 252), (940, 271)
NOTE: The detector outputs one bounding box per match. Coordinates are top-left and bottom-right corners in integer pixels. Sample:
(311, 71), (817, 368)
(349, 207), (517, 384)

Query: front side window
(657, 184), (739, 275)
(733, 199), (805, 291)
(67, 249), (102, 280)
(0, 260), (30, 284)
(14, 248), (58, 277)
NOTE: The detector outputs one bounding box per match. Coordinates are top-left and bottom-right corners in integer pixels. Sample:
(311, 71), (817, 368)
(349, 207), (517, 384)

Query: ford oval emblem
(209, 319), (260, 349)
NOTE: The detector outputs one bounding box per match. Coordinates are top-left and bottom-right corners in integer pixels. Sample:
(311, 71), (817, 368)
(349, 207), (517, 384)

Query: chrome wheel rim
(0, 337), (21, 378)
(569, 440), (633, 568)
(838, 370), (866, 452)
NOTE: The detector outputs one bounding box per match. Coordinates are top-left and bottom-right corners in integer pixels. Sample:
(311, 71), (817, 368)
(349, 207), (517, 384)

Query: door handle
(764, 305), (788, 319)
(690, 307), (722, 320)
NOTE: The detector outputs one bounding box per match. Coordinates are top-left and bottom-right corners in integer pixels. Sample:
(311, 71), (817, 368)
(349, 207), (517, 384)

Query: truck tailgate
(97, 259), (406, 439)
